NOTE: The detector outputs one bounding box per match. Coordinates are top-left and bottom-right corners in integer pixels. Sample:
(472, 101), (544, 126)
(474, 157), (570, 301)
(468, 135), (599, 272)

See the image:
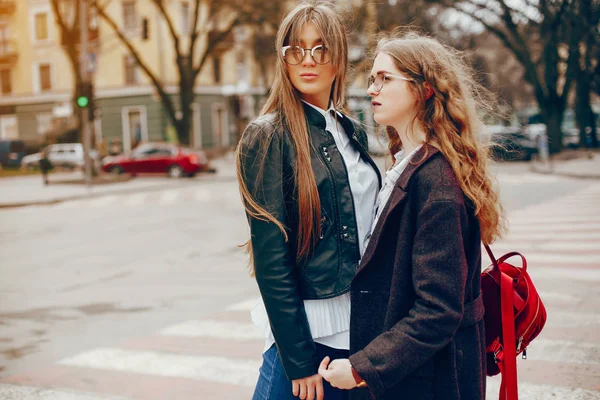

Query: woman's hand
(318, 356), (357, 390)
(292, 373), (324, 400)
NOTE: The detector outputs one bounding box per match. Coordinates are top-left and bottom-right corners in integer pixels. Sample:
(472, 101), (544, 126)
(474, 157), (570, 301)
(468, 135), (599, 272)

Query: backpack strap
(485, 244), (519, 400)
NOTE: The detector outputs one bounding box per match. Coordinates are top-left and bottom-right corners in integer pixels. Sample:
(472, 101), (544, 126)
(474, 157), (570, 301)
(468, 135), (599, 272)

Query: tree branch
(150, 0), (181, 55)
(189, 0), (202, 54)
(92, 1), (178, 125)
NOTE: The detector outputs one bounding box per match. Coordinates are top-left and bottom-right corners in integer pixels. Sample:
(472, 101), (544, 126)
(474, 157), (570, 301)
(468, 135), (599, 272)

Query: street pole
(79, 0), (92, 188)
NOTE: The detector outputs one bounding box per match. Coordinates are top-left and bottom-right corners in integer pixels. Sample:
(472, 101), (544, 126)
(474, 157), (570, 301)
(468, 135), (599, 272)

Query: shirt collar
(302, 100), (343, 119)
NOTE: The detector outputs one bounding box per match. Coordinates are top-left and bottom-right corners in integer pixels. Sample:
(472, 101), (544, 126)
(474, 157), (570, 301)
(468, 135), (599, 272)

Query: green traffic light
(77, 96), (89, 108)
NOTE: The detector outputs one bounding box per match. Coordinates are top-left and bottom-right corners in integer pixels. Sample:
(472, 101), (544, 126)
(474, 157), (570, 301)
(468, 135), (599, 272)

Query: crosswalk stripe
(542, 311), (600, 328)
(527, 339), (600, 366)
(88, 195), (118, 208)
(58, 348), (260, 387)
(159, 320), (263, 340)
(501, 232), (600, 241)
(506, 223), (600, 233)
(485, 378), (600, 400)
(492, 241), (600, 252)
(124, 192), (146, 206)
(158, 190), (179, 205)
(226, 298), (260, 311)
(507, 216), (600, 225)
(194, 188), (211, 202)
(0, 383), (126, 400)
(483, 251), (599, 265)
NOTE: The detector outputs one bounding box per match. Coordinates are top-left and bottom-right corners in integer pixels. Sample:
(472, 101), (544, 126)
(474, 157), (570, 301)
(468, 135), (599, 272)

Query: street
(0, 160), (599, 399)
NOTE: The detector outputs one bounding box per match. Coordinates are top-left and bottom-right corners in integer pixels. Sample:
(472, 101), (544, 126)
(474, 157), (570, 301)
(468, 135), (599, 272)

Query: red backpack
(481, 245), (547, 400)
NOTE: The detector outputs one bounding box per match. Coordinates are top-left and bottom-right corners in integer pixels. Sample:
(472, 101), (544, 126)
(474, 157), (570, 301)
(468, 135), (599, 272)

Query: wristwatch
(351, 366), (367, 388)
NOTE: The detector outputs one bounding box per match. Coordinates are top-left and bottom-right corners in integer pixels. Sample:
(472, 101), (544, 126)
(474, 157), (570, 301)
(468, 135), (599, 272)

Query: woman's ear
(423, 82), (434, 100)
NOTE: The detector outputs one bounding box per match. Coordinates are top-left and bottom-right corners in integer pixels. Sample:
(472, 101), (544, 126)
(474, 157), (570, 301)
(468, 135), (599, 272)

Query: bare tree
(93, 0), (269, 145)
(50, 0), (96, 141)
(429, 0), (586, 154)
(572, 0), (599, 148)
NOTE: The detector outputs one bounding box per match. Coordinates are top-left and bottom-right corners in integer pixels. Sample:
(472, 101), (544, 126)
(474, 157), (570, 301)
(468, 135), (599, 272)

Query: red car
(102, 142), (211, 178)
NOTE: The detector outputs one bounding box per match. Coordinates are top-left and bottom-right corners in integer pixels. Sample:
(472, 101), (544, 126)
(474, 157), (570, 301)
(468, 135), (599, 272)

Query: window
(213, 56), (221, 84)
(37, 113), (53, 135)
(181, 2), (190, 35)
(39, 64), (51, 91)
(0, 115), (18, 139)
(35, 13), (49, 41)
(0, 69), (11, 94)
(124, 55), (138, 85)
(122, 1), (137, 31)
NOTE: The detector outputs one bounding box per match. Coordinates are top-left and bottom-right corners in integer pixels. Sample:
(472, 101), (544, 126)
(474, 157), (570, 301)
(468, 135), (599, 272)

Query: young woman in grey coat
(319, 33), (505, 400)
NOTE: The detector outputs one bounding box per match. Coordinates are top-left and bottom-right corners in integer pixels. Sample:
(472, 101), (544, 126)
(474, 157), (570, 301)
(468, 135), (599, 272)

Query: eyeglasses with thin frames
(368, 72), (413, 92)
(282, 45), (331, 65)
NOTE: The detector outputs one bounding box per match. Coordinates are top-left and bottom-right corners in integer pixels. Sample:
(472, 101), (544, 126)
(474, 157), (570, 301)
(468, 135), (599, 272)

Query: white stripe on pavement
(490, 241), (600, 252)
(227, 298), (260, 311)
(482, 251), (599, 265)
(486, 378), (600, 400)
(194, 188), (211, 202)
(507, 216), (600, 225)
(527, 339), (600, 366)
(0, 383), (127, 400)
(58, 348), (260, 387)
(537, 291), (582, 304)
(124, 193), (146, 206)
(501, 232), (600, 241)
(543, 311), (600, 328)
(159, 320), (263, 340)
(158, 190), (179, 205)
(506, 223), (600, 233)
(88, 195), (118, 208)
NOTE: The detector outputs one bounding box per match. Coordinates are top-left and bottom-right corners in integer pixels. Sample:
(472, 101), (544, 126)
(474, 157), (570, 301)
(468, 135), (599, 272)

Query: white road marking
(58, 348), (260, 387)
(159, 320), (263, 340)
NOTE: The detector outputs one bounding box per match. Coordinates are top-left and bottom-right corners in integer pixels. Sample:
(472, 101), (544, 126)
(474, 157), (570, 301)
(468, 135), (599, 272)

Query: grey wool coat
(349, 144), (486, 400)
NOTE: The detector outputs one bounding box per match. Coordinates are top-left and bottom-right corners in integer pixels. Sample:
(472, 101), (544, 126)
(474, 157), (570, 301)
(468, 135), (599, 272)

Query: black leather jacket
(238, 103), (382, 380)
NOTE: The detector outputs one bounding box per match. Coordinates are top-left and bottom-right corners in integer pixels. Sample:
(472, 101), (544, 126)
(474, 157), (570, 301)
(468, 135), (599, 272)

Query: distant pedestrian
(39, 149), (53, 185)
(319, 32), (506, 399)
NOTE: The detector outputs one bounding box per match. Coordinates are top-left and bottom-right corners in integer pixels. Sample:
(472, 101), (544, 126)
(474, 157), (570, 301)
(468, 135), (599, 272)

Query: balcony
(0, 40), (18, 64)
(0, 0), (15, 15)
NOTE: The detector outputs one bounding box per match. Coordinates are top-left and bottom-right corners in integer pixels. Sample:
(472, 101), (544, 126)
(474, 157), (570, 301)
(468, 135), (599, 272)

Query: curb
(0, 173), (237, 210)
(529, 165), (600, 180)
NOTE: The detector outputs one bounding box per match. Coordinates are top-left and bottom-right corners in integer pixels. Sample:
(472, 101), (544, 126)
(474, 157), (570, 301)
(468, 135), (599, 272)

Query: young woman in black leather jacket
(236, 2), (381, 400)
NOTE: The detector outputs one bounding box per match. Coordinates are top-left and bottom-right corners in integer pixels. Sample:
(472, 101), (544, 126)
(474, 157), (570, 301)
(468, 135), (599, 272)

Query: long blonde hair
(377, 33), (505, 244)
(236, 1), (349, 267)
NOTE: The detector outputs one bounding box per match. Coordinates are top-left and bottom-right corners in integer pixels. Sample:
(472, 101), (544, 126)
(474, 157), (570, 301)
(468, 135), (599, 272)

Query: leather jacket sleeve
(238, 121), (320, 380)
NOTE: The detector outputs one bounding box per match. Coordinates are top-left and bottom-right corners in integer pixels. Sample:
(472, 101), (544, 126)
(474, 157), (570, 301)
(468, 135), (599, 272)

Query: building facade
(0, 0), (261, 154)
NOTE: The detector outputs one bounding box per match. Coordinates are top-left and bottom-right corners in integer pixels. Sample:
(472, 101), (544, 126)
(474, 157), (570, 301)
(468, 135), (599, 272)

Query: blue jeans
(252, 343), (350, 400)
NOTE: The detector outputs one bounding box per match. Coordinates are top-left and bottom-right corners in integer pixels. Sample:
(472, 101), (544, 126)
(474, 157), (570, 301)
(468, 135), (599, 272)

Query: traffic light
(76, 82), (91, 108)
(76, 82), (96, 121)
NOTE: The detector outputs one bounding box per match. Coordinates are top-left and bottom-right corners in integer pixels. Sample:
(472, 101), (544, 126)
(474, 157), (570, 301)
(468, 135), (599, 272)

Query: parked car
(101, 142), (211, 178)
(484, 125), (538, 161)
(0, 139), (26, 168)
(21, 143), (100, 171)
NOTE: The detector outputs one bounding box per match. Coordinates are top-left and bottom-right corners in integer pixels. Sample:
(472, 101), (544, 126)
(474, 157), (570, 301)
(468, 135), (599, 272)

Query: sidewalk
(529, 149), (600, 179)
(0, 153), (238, 209)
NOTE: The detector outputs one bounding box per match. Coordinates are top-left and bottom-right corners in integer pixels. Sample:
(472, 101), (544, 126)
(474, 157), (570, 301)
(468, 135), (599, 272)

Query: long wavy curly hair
(236, 1), (349, 270)
(377, 33), (505, 244)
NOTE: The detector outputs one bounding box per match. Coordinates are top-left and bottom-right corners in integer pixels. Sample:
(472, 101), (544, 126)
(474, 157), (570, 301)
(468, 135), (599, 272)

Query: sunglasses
(282, 45), (331, 65)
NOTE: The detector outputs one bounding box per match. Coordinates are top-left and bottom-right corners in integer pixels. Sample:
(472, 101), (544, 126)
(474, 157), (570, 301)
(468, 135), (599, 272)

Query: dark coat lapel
(357, 144), (440, 273)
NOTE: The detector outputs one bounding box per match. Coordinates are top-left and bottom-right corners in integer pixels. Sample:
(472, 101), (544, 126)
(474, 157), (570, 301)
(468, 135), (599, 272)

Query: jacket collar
(357, 143), (440, 273)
